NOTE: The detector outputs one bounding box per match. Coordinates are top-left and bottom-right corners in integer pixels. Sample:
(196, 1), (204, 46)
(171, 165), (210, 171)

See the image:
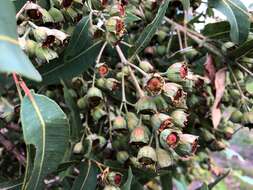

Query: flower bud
(25, 40), (38, 56)
(25, 3), (43, 20)
(156, 148), (173, 168)
(105, 78), (120, 91)
(71, 77), (85, 89)
(153, 95), (169, 112)
(107, 172), (123, 186)
(163, 83), (186, 105)
(86, 134), (107, 151)
(223, 126), (234, 140)
(242, 111), (253, 129)
(175, 134), (199, 158)
(33, 28), (48, 43)
(112, 116), (128, 133)
(139, 60), (154, 73)
(130, 126), (150, 147)
(144, 73), (165, 96)
(91, 105), (107, 121)
(105, 16), (125, 36)
(77, 96), (88, 110)
(160, 129), (181, 149)
(35, 46), (58, 62)
(156, 30), (167, 43)
(87, 87), (103, 107)
(126, 112), (139, 132)
(165, 62), (188, 82)
(170, 109), (189, 128)
(209, 140), (226, 151)
(136, 96), (157, 115)
(73, 141), (83, 154)
(48, 7), (65, 23)
(151, 113), (173, 132)
(137, 146), (157, 165)
(97, 63), (109, 77)
(200, 129), (215, 143)
(116, 151), (129, 164)
(96, 78), (107, 89)
(230, 109), (243, 123)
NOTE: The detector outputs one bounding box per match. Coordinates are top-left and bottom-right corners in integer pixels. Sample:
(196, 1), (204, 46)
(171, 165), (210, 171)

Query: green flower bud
(112, 116), (128, 133)
(87, 87), (103, 107)
(151, 113), (173, 132)
(86, 134), (107, 151)
(156, 45), (166, 56)
(73, 141), (83, 154)
(153, 95), (169, 112)
(104, 185), (120, 190)
(105, 16), (125, 36)
(48, 7), (65, 23)
(91, 105), (107, 121)
(35, 46), (58, 62)
(108, 3), (125, 17)
(230, 109), (243, 123)
(126, 112), (139, 132)
(242, 111), (253, 129)
(160, 129), (181, 149)
(130, 126), (150, 147)
(171, 109), (189, 128)
(105, 78), (120, 91)
(71, 77), (85, 89)
(137, 146), (157, 165)
(116, 151), (129, 164)
(156, 30), (167, 43)
(200, 129), (215, 143)
(175, 134), (199, 158)
(156, 148), (173, 168)
(77, 96), (88, 110)
(136, 96), (157, 115)
(139, 60), (154, 73)
(165, 62), (188, 82)
(209, 140), (226, 151)
(33, 28), (47, 43)
(163, 83), (186, 105)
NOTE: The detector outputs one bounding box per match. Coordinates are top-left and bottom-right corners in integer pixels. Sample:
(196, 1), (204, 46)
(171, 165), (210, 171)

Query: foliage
(0, 0), (253, 189)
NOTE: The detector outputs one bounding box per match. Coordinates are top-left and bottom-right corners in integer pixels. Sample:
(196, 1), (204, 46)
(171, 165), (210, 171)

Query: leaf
(160, 172), (172, 190)
(202, 21), (231, 40)
(208, 0), (250, 44)
(208, 170), (230, 189)
(0, 1), (42, 81)
(38, 16), (102, 84)
(20, 92), (70, 190)
(129, 0), (170, 60)
(212, 68), (227, 128)
(13, 0), (27, 11)
(228, 39), (253, 59)
(125, 9), (141, 24)
(37, 0), (51, 9)
(71, 160), (99, 190)
(204, 54), (216, 83)
(180, 0), (190, 11)
(62, 81), (82, 141)
(0, 178), (23, 190)
(122, 167), (133, 190)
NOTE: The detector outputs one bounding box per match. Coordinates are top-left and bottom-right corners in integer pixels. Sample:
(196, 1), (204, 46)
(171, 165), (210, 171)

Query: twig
(95, 41), (107, 64)
(12, 73), (23, 101)
(16, 1), (30, 19)
(236, 62), (253, 77)
(115, 45), (145, 97)
(127, 62), (148, 77)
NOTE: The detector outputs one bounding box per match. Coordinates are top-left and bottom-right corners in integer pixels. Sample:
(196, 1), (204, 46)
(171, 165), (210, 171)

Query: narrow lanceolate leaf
(208, 0), (250, 44)
(160, 172), (172, 190)
(228, 39), (253, 59)
(21, 92), (70, 190)
(122, 168), (133, 190)
(212, 68), (227, 128)
(39, 16), (102, 84)
(0, 1), (42, 81)
(129, 0), (170, 60)
(71, 160), (99, 190)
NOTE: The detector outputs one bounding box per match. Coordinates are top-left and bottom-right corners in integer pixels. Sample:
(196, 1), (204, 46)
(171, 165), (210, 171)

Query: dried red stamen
(179, 65), (188, 78)
(62, 0), (73, 8)
(118, 3), (125, 16)
(116, 19), (124, 34)
(114, 174), (122, 185)
(159, 118), (172, 132)
(166, 133), (178, 146)
(27, 9), (42, 20)
(98, 65), (109, 76)
(42, 35), (55, 47)
(174, 89), (183, 101)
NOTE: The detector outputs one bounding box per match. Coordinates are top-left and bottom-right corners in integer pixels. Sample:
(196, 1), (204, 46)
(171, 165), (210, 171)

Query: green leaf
(13, 0), (27, 11)
(20, 92), (70, 190)
(39, 16), (102, 84)
(0, 179), (23, 190)
(202, 21), (231, 40)
(180, 0), (190, 11)
(160, 172), (172, 190)
(122, 167), (133, 190)
(208, 0), (250, 44)
(125, 10), (141, 24)
(71, 160), (99, 190)
(37, 0), (51, 9)
(228, 39), (253, 59)
(129, 0), (170, 60)
(62, 81), (82, 141)
(0, 1), (42, 81)
(245, 77), (253, 94)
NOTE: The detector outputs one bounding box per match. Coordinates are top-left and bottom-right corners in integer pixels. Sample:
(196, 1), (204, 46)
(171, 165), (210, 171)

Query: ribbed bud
(242, 111), (253, 129)
(156, 148), (173, 168)
(105, 78), (120, 91)
(151, 113), (173, 132)
(86, 134), (107, 151)
(165, 62), (188, 82)
(77, 96), (88, 110)
(129, 126), (150, 147)
(175, 134), (199, 158)
(136, 96), (157, 115)
(160, 129), (181, 149)
(144, 73), (165, 96)
(107, 172), (123, 186)
(105, 16), (125, 36)
(91, 105), (107, 121)
(87, 87), (103, 107)
(171, 109), (189, 128)
(163, 83), (186, 105)
(139, 60), (154, 73)
(112, 116), (128, 133)
(116, 151), (129, 164)
(126, 112), (139, 132)
(137, 146), (157, 165)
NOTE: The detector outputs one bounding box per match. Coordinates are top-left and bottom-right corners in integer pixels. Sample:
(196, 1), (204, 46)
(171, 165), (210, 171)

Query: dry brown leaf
(204, 54), (216, 83)
(212, 67), (227, 128)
